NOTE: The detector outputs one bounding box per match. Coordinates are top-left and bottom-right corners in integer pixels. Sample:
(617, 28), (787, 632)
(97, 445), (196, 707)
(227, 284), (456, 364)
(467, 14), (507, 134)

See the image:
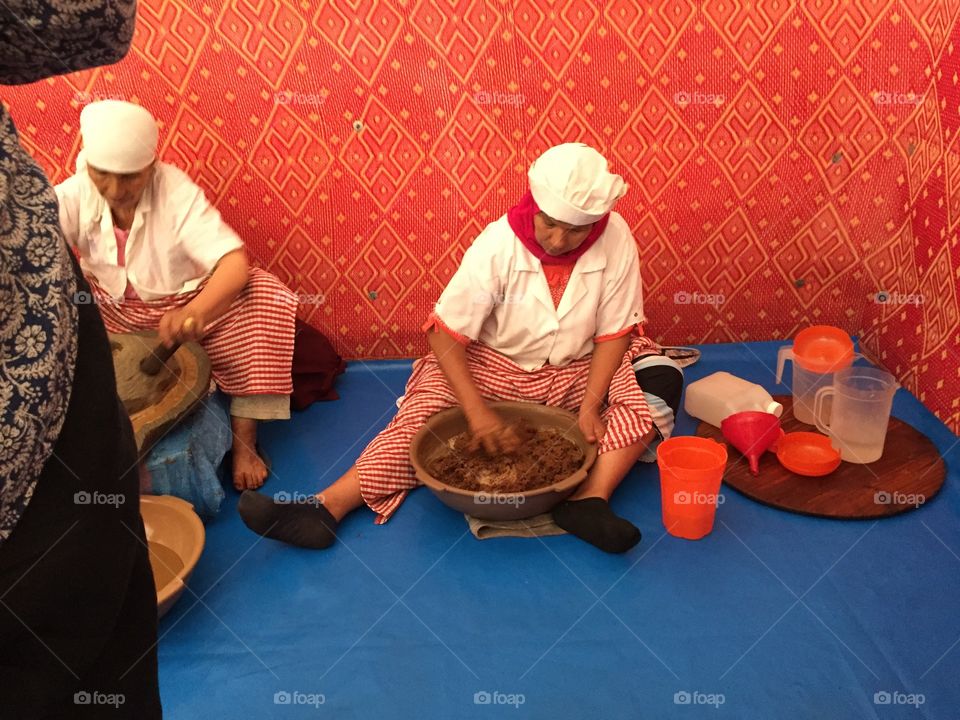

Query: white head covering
(527, 143), (627, 226)
(80, 100), (157, 173)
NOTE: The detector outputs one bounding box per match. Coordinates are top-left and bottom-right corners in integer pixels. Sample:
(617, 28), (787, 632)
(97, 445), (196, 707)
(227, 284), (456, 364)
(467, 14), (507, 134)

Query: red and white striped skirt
(89, 268), (296, 397)
(356, 334), (662, 524)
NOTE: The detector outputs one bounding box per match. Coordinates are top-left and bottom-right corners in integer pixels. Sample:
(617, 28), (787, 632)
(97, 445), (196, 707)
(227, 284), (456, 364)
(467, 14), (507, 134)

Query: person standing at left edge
(0, 1), (162, 718)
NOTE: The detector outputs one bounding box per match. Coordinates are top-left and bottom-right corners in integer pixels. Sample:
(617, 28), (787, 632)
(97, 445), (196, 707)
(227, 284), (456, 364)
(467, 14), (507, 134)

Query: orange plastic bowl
(776, 431), (841, 477)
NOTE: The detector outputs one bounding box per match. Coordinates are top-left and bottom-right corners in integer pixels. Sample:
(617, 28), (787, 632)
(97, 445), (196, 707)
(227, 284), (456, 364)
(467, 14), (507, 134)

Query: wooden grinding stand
(109, 331), (212, 460)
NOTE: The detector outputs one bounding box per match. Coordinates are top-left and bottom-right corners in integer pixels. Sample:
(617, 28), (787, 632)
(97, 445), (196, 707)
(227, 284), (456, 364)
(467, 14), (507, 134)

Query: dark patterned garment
(0, 0), (136, 544)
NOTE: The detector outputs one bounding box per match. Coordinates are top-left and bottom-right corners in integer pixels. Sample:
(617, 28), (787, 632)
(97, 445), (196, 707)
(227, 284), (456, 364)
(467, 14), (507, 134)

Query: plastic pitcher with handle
(813, 366), (898, 464)
(776, 326), (857, 425)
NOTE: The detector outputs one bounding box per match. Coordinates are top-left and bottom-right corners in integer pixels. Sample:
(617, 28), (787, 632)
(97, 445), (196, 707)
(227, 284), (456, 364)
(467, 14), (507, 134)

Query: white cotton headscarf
(527, 143), (627, 226)
(79, 100), (157, 173)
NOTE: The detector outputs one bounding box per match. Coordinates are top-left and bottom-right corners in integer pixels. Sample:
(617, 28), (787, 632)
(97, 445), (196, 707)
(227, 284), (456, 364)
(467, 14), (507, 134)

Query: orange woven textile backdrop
(5, 1), (959, 432)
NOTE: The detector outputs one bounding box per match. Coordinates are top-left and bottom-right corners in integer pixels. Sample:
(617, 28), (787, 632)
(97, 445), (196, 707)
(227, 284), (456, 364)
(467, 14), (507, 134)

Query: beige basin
(140, 495), (205, 618)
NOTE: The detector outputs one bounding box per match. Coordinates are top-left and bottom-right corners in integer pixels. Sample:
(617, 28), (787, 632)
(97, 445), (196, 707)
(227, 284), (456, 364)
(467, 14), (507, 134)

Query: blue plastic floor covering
(157, 342), (960, 719)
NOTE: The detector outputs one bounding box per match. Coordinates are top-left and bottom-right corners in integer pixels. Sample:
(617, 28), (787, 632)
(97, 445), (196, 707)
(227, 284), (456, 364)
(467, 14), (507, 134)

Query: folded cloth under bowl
(465, 512), (567, 540)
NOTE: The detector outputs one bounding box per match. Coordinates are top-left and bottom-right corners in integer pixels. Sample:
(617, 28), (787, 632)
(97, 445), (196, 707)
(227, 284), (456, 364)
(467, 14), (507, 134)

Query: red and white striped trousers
(89, 268), (296, 397)
(356, 334), (662, 524)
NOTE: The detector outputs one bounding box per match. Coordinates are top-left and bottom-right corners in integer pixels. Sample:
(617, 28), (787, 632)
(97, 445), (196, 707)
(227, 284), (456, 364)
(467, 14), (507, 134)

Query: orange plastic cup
(657, 436), (729, 540)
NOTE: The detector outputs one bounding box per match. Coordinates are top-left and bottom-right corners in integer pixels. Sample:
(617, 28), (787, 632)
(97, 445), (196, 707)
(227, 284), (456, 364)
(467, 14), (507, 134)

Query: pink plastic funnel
(720, 411), (784, 476)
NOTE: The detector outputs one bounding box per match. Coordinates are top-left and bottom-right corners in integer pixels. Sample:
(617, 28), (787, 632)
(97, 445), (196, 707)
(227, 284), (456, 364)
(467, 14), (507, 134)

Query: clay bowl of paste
(410, 401), (597, 521)
(141, 495), (205, 618)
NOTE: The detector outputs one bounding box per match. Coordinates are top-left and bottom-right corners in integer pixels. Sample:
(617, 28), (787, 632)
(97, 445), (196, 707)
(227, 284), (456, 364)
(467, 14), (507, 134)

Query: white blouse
(56, 161), (243, 300)
(433, 212), (645, 371)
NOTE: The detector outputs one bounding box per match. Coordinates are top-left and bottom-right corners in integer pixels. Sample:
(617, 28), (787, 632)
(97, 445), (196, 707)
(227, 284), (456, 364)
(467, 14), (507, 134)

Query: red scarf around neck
(506, 191), (609, 265)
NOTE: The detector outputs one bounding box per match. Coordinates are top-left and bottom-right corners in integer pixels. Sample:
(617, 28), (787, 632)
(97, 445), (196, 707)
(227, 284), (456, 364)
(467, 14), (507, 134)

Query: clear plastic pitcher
(813, 366), (898, 464)
(776, 325), (856, 425)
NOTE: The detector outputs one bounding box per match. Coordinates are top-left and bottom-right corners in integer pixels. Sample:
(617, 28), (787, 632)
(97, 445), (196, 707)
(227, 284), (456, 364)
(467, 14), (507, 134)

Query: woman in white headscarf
(240, 143), (669, 554)
(56, 100), (299, 491)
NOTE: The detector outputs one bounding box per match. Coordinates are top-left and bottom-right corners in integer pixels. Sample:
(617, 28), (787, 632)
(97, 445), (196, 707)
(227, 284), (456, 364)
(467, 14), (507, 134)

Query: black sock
(237, 490), (338, 549)
(552, 498), (641, 554)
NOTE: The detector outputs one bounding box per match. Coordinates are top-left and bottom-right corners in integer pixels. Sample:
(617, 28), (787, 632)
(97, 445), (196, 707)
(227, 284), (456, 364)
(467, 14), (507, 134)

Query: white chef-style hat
(527, 143), (627, 226)
(80, 100), (158, 173)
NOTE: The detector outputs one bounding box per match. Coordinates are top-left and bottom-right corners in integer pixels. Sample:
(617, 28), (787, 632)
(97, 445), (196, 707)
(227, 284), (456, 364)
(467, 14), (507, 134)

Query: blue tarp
(158, 342), (960, 719)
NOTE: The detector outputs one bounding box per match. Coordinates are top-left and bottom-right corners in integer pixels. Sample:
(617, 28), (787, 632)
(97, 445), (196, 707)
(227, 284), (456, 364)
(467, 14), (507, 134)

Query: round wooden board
(109, 331), (211, 460)
(695, 395), (946, 519)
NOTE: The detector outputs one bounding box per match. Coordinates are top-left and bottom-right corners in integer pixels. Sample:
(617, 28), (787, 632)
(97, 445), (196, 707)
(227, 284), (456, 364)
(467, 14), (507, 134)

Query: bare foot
(232, 442), (269, 490)
(231, 416), (268, 490)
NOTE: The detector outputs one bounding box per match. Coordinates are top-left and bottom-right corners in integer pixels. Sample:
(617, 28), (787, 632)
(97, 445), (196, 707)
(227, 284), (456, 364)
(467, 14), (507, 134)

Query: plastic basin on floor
(141, 495), (205, 617)
(410, 402), (597, 521)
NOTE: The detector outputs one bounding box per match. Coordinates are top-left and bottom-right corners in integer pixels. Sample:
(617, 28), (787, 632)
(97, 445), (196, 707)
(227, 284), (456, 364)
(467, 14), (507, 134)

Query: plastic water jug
(683, 371), (783, 428)
(814, 366), (898, 463)
(776, 325), (856, 425)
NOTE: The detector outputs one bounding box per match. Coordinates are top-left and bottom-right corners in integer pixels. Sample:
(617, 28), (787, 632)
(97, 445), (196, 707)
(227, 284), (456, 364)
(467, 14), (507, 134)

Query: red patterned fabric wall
(5, 1), (959, 432)
(860, 16), (960, 437)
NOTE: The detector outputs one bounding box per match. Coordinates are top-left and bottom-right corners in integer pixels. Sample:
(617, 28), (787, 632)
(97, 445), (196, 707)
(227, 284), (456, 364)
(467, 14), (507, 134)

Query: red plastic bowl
(776, 431), (841, 477)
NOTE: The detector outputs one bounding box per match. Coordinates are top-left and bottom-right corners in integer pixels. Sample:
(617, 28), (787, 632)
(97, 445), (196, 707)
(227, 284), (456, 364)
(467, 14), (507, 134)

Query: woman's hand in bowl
(466, 404), (522, 455)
